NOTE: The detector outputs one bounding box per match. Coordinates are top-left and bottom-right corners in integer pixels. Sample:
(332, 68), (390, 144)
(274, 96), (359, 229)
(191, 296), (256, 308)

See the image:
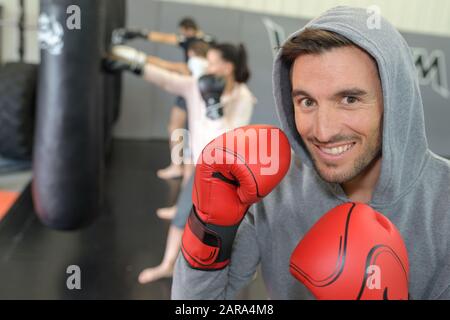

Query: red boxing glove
(181, 125), (291, 270)
(290, 202), (409, 300)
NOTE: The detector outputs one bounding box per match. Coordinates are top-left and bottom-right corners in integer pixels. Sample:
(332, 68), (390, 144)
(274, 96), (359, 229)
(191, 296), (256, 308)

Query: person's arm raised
(146, 55), (190, 75)
(103, 45), (193, 98)
(148, 31), (179, 45)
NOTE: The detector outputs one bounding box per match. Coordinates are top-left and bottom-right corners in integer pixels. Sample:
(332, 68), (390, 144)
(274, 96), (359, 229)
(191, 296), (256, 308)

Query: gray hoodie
(172, 6), (450, 300)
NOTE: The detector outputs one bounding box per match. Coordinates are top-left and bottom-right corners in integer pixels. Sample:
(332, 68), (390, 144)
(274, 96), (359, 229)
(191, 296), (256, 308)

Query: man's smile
(312, 141), (357, 162)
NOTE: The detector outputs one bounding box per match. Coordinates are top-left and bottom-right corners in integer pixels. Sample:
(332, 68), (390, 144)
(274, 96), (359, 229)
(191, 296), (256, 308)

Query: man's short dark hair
(178, 17), (198, 31)
(280, 28), (354, 65)
(188, 40), (209, 57)
(280, 28), (379, 77)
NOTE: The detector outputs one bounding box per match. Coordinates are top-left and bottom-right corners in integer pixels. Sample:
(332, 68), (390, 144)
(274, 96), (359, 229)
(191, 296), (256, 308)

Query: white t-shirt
(143, 64), (256, 164)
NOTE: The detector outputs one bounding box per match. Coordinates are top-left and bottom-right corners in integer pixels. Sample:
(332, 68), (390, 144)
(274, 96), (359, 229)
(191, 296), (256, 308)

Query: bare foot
(156, 206), (177, 220)
(157, 164), (183, 180)
(138, 264), (173, 284)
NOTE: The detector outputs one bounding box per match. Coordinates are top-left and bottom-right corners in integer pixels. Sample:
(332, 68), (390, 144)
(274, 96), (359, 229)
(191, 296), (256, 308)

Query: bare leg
(138, 225), (183, 284)
(181, 163), (195, 187)
(157, 107), (187, 180)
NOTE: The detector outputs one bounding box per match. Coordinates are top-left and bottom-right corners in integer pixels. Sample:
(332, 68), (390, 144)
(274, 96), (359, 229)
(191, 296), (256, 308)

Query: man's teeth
(320, 143), (353, 155)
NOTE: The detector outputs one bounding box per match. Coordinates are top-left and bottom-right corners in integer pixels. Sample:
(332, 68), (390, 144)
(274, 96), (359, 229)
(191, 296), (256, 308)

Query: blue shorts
(174, 96), (187, 111)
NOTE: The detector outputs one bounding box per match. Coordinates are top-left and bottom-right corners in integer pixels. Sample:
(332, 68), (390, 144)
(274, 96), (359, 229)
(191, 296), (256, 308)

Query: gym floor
(0, 139), (266, 299)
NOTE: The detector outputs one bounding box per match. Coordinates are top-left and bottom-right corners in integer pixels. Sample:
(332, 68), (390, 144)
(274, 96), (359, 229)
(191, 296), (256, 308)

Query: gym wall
(114, 0), (450, 157)
(167, 0), (450, 37)
(0, 0), (39, 63)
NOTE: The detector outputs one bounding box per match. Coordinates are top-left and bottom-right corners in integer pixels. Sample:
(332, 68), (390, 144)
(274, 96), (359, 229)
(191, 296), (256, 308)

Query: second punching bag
(33, 0), (104, 229)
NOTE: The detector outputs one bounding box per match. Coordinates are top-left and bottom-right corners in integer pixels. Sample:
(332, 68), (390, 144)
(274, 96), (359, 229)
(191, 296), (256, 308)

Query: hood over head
(273, 6), (429, 207)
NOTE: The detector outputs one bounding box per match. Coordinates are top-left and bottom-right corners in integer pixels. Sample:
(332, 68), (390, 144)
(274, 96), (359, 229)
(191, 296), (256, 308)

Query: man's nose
(312, 104), (341, 143)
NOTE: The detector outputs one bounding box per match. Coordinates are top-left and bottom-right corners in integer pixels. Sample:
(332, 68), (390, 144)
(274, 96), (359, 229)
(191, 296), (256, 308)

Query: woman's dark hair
(211, 43), (250, 83)
(178, 17), (198, 31)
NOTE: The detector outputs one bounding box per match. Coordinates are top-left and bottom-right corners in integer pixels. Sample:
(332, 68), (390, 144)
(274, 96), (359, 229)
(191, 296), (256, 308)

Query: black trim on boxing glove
(187, 207), (241, 264)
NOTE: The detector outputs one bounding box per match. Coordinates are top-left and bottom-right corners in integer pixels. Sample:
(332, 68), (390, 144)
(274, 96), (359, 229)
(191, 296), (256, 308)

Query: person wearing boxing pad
(104, 42), (256, 283)
(113, 17), (214, 181)
(145, 40), (209, 220)
(172, 6), (450, 300)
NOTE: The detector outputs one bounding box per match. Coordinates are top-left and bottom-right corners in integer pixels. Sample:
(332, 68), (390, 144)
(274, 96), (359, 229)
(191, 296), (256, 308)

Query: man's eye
(298, 98), (315, 108)
(342, 96), (358, 104)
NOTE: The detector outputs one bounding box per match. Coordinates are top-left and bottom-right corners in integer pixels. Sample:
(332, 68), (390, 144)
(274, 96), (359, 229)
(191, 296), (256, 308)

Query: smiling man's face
(291, 45), (384, 183)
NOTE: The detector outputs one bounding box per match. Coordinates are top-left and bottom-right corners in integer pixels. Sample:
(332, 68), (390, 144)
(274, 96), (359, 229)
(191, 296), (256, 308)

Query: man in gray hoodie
(171, 6), (450, 300)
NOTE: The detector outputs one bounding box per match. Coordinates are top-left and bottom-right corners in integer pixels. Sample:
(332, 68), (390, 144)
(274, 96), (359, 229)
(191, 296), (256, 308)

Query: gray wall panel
(403, 33), (450, 156)
(113, 0), (161, 139)
(240, 12), (309, 126)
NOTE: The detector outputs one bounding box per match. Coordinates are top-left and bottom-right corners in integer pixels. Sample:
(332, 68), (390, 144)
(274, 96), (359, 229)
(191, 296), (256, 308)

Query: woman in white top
(106, 42), (256, 283)
(145, 40), (209, 181)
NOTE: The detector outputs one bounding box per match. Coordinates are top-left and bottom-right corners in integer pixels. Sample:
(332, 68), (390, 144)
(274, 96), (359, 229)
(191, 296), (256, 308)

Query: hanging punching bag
(33, 0), (104, 230)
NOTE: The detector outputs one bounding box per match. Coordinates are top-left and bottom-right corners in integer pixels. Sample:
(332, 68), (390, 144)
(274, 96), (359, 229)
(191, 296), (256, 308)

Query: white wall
(164, 0), (450, 36)
(0, 0), (449, 65)
(0, 0), (39, 63)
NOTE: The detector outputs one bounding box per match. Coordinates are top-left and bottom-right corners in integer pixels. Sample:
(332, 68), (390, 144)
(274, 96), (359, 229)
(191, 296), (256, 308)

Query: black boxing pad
(33, 0), (104, 229)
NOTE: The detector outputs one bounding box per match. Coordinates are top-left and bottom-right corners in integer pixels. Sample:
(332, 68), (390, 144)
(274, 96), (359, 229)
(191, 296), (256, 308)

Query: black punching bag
(33, 0), (104, 230)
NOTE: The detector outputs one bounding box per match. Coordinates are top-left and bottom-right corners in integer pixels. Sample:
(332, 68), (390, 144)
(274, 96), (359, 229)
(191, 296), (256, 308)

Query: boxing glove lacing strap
(187, 206), (240, 264)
